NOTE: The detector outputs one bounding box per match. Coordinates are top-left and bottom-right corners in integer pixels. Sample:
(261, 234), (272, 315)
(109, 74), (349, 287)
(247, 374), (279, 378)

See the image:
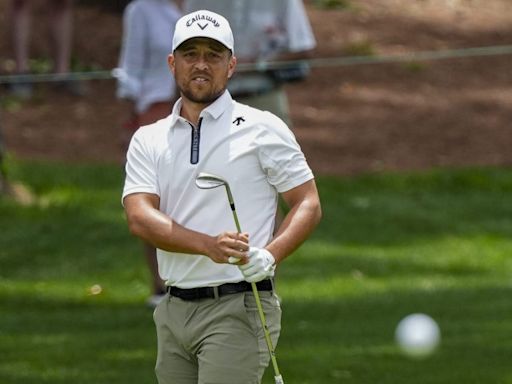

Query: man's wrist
(264, 247), (279, 265)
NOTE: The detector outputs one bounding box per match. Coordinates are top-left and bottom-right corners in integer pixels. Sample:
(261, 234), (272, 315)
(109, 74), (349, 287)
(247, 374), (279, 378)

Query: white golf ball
(395, 313), (440, 358)
(88, 284), (103, 295)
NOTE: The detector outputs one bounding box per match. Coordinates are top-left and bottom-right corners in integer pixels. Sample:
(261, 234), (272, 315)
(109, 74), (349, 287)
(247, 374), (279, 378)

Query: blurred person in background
(183, 0), (316, 126)
(7, 0), (83, 99)
(116, 0), (182, 308)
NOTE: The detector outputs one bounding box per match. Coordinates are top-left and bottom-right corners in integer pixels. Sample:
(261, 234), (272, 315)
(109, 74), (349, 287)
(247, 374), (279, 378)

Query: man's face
(169, 38), (236, 105)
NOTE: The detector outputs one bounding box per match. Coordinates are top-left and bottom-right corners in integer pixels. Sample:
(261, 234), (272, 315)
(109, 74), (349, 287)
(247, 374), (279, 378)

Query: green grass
(1, 160), (512, 383)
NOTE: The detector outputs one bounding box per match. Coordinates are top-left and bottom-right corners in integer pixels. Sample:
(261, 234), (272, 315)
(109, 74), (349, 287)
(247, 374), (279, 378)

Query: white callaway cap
(172, 10), (234, 53)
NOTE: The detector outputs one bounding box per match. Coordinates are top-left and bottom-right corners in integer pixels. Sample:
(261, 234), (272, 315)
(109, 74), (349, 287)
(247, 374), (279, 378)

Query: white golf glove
(238, 247), (276, 283)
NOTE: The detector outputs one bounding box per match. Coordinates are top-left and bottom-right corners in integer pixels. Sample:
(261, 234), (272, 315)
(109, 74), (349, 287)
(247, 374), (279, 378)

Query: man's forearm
(266, 192), (321, 264)
(126, 204), (213, 255)
(123, 193), (249, 264)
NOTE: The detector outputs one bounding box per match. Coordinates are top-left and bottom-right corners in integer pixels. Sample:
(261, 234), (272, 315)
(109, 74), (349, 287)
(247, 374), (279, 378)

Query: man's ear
(168, 54), (176, 75)
(227, 55), (237, 79)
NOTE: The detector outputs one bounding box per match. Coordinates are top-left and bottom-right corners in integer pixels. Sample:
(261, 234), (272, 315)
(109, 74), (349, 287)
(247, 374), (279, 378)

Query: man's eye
(208, 52), (222, 59)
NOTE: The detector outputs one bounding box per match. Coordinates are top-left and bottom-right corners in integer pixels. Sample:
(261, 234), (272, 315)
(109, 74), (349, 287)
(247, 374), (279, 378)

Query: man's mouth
(191, 75), (209, 83)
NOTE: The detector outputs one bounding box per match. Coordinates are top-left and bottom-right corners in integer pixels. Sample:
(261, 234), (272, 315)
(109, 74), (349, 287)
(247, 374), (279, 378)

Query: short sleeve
(122, 129), (159, 204)
(258, 113), (314, 193)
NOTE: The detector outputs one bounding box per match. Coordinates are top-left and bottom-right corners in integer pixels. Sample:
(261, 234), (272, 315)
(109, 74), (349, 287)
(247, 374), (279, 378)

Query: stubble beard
(180, 85), (226, 105)
(178, 70), (228, 105)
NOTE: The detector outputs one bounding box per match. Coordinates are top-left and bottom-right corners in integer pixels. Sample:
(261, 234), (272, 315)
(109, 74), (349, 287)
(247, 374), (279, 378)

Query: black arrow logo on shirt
(233, 117), (245, 126)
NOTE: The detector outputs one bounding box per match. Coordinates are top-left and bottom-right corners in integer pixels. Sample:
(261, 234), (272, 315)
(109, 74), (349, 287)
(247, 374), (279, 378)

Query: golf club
(195, 172), (284, 384)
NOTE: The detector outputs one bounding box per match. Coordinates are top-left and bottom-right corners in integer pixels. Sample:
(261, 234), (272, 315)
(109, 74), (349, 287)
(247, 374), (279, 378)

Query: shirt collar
(169, 90), (233, 127)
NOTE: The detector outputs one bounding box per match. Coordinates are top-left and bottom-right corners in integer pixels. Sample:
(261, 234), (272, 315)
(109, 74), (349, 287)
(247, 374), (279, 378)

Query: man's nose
(193, 54), (209, 70)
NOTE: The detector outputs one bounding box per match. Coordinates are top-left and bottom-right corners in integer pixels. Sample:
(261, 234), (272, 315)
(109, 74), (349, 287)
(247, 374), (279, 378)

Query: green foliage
(314, 0), (352, 10)
(1, 161), (512, 383)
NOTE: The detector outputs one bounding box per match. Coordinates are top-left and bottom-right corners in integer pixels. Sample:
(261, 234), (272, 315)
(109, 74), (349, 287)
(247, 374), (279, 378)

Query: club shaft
(228, 191), (282, 380)
(250, 280), (282, 379)
(230, 207), (242, 233)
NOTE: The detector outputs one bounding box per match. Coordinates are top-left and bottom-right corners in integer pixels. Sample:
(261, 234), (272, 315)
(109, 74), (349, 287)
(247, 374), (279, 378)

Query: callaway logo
(186, 13), (221, 29)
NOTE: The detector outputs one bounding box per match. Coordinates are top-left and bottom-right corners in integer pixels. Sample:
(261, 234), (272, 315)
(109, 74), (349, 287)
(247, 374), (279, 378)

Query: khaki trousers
(153, 290), (282, 384)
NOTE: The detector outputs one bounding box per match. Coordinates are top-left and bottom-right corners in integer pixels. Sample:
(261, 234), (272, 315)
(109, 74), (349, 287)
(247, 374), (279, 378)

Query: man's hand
(208, 232), (249, 264)
(238, 247), (276, 283)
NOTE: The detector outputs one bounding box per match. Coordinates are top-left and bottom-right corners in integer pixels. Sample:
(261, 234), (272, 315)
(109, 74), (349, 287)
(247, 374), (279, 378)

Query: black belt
(167, 280), (273, 301)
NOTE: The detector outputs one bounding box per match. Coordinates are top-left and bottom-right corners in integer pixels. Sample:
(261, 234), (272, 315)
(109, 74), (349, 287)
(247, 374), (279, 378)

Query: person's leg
(8, 0), (31, 74)
(47, 0), (87, 95)
(196, 292), (282, 384)
(242, 291), (282, 382)
(47, 0), (73, 74)
(153, 295), (199, 384)
(8, 0), (33, 99)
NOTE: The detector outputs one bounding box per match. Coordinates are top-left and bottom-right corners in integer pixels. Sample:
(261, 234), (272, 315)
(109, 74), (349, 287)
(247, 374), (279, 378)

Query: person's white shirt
(116, 0), (182, 113)
(122, 91), (314, 288)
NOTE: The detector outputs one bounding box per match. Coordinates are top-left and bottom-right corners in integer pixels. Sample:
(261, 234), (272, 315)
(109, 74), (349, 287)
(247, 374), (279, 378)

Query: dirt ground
(1, 0), (511, 176)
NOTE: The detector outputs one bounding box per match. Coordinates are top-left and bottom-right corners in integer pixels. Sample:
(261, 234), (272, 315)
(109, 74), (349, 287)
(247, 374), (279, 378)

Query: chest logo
(233, 116), (245, 126)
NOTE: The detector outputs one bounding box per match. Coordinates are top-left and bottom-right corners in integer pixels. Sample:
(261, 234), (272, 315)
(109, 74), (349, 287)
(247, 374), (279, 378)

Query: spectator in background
(115, 0), (182, 308)
(183, 0), (316, 126)
(7, 0), (82, 99)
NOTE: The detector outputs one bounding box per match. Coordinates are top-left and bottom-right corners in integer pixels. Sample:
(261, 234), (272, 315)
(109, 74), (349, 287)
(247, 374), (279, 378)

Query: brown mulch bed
(1, 0), (511, 175)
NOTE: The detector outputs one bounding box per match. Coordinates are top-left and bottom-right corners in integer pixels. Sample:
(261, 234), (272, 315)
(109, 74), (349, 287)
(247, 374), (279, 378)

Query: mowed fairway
(1, 161), (512, 384)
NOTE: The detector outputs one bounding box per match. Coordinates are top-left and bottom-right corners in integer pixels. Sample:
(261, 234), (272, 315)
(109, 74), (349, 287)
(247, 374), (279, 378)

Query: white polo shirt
(122, 91), (313, 288)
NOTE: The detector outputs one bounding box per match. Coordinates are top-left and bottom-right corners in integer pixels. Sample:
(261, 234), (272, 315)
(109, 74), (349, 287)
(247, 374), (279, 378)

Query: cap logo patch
(186, 13), (221, 29)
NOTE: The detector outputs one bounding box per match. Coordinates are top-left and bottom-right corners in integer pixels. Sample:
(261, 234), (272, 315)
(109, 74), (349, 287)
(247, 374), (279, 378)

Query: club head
(195, 172), (239, 231)
(195, 172), (228, 190)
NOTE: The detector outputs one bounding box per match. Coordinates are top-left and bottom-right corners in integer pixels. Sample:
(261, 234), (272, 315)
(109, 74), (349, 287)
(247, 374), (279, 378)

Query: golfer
(122, 9), (322, 384)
